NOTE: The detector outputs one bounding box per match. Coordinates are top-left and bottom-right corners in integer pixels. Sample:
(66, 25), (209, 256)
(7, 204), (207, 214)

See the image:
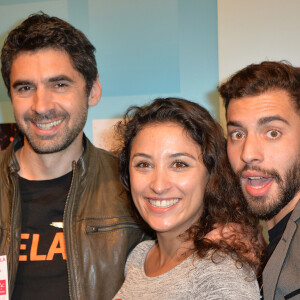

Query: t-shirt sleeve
(192, 256), (260, 300)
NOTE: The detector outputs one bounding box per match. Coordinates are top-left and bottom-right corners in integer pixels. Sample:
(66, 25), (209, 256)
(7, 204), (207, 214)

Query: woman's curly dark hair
(117, 97), (265, 274)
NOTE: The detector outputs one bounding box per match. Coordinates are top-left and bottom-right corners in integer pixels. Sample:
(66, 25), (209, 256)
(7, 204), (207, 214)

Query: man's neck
(16, 133), (84, 180)
(266, 192), (300, 229)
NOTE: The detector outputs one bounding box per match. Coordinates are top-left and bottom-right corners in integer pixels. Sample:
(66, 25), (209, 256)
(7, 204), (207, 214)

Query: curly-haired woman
(113, 97), (265, 299)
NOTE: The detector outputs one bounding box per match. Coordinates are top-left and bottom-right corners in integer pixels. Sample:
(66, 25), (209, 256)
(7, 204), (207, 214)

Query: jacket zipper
(63, 161), (76, 300)
(9, 167), (19, 295)
(87, 222), (142, 233)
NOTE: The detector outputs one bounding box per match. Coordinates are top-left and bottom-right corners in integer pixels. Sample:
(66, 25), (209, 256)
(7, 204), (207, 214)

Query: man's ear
(88, 74), (102, 107)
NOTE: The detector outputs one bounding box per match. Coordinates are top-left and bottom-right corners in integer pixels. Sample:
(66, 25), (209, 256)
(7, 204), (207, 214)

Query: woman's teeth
(148, 198), (179, 208)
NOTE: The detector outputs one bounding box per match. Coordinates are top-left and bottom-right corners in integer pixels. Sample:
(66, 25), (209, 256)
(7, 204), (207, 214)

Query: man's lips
(31, 119), (63, 131)
(242, 170), (270, 179)
(241, 171), (274, 197)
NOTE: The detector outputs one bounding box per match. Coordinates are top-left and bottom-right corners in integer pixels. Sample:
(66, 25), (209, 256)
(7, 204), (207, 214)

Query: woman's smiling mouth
(146, 198), (180, 208)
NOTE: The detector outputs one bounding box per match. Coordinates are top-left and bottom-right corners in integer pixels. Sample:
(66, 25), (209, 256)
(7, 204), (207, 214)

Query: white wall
(218, 0), (300, 128)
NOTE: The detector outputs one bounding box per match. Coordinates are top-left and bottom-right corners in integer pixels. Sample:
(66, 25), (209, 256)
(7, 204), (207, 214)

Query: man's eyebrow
(12, 76), (75, 89)
(258, 115), (290, 126)
(12, 80), (33, 89)
(227, 120), (242, 127)
(48, 75), (75, 83)
(227, 116), (290, 128)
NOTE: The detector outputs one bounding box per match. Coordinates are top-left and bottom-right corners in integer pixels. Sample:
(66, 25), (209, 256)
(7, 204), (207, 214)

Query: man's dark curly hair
(1, 12), (98, 97)
(219, 61), (300, 115)
(117, 97), (265, 274)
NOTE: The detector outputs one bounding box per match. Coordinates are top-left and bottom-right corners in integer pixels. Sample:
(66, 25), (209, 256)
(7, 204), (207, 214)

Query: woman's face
(129, 122), (209, 237)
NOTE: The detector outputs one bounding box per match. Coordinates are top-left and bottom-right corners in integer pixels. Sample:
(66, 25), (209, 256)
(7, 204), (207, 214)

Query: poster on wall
(0, 123), (18, 151)
(93, 118), (122, 154)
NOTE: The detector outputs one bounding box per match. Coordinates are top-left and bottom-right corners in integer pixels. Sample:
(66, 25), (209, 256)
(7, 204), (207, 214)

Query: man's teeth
(247, 177), (271, 189)
(36, 120), (62, 130)
(248, 177), (262, 180)
(148, 199), (179, 208)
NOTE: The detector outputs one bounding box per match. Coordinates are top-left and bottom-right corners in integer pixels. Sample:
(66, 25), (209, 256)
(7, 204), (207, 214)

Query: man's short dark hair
(218, 61), (300, 114)
(1, 12), (98, 97)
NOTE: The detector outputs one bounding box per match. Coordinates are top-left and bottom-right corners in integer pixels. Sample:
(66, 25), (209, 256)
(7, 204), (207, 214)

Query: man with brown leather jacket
(0, 12), (146, 300)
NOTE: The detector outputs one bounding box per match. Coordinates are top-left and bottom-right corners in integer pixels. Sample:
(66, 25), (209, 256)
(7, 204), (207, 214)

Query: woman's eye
(136, 162), (151, 168)
(231, 131), (245, 140)
(172, 161), (188, 168)
(266, 129), (281, 139)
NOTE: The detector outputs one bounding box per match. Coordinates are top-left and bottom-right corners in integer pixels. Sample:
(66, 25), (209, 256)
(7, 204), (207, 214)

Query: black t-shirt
(266, 211), (293, 263)
(12, 172), (72, 300)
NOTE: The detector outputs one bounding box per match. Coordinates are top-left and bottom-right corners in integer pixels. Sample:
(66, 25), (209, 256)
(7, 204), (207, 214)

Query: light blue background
(0, 0), (218, 141)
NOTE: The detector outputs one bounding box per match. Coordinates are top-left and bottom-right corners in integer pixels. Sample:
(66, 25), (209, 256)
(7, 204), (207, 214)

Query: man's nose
(240, 134), (264, 165)
(32, 88), (54, 114)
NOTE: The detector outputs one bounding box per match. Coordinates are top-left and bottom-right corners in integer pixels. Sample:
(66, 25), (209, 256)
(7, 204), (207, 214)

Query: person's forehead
(10, 48), (82, 82)
(227, 90), (297, 125)
(12, 47), (72, 64)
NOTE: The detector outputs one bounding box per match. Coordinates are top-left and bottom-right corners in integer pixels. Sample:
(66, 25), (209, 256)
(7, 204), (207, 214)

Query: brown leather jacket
(0, 134), (146, 300)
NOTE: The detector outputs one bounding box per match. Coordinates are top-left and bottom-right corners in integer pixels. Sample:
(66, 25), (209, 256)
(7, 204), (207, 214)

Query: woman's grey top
(113, 240), (260, 300)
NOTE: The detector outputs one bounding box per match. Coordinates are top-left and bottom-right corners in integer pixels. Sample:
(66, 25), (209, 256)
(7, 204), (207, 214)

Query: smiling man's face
(226, 89), (300, 221)
(10, 48), (100, 154)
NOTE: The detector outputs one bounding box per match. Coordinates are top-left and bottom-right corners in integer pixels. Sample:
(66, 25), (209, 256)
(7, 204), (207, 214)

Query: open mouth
(243, 176), (274, 197)
(147, 198), (180, 208)
(247, 176), (273, 189)
(35, 119), (63, 130)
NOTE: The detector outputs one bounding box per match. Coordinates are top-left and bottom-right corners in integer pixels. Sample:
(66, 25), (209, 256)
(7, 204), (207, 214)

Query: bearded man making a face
(219, 61), (300, 300)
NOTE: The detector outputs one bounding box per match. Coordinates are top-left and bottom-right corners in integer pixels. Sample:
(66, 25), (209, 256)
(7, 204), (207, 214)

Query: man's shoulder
(83, 137), (119, 173)
(291, 199), (300, 221)
(85, 137), (118, 161)
(90, 146), (119, 173)
(0, 148), (8, 160)
(0, 145), (14, 169)
(93, 146), (118, 161)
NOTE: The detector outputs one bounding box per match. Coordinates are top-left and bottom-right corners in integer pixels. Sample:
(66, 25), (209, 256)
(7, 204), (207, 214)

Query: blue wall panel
(0, 0), (218, 141)
(89, 0), (180, 97)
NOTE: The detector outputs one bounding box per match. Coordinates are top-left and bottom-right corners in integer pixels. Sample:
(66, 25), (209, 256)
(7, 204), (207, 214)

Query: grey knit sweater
(113, 240), (260, 300)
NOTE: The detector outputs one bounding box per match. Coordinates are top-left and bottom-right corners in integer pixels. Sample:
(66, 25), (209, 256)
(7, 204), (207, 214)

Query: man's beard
(237, 162), (300, 220)
(16, 108), (87, 154)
